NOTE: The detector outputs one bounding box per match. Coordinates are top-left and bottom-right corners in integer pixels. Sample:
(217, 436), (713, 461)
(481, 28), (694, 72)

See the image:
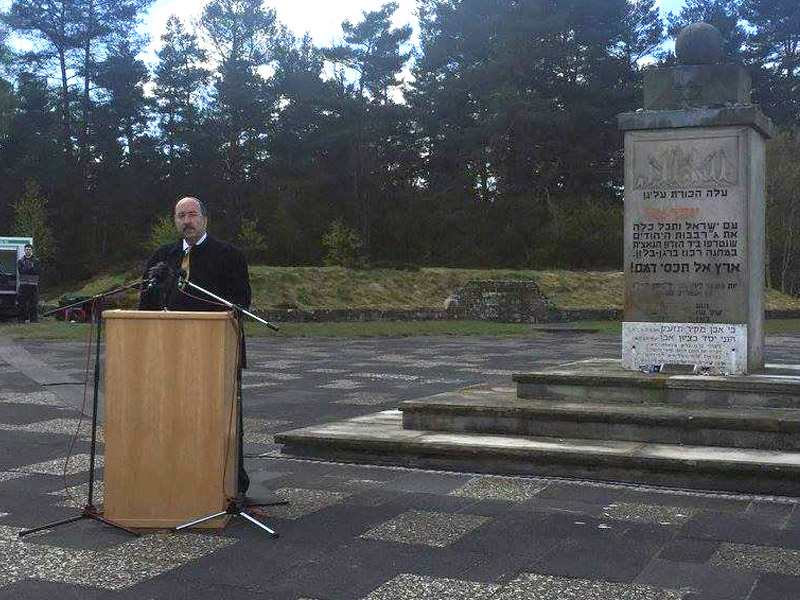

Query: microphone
(177, 269), (188, 290)
(144, 262), (174, 292)
(143, 275), (158, 291)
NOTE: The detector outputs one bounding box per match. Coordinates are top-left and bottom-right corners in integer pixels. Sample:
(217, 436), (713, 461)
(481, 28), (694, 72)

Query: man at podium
(139, 196), (253, 495)
(139, 197), (250, 312)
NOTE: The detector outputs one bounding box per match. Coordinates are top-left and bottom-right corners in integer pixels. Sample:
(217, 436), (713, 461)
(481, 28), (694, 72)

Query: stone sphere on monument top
(676, 22), (725, 65)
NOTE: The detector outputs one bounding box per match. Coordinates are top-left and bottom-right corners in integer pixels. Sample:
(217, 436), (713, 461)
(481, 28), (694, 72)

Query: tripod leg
(174, 510), (229, 531)
(84, 508), (140, 536)
(18, 514), (85, 538)
(238, 510), (278, 537)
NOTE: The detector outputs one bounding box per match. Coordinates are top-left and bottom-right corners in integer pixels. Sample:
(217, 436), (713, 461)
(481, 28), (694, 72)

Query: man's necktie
(181, 248), (191, 281)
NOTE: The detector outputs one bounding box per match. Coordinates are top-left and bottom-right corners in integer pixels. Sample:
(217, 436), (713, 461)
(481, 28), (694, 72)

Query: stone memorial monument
(276, 24), (800, 496)
(619, 22), (774, 374)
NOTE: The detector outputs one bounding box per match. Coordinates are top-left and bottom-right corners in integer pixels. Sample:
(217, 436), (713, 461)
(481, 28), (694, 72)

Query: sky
(141, 0), (688, 60)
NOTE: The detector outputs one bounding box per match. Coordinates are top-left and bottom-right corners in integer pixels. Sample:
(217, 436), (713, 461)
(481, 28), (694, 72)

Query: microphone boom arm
(178, 276), (279, 331)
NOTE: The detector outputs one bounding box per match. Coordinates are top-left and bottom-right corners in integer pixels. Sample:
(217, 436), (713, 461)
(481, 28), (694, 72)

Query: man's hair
(24, 243), (32, 249)
(175, 197), (207, 217)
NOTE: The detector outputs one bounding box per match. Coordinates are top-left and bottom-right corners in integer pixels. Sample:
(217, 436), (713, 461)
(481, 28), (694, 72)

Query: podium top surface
(103, 309), (233, 321)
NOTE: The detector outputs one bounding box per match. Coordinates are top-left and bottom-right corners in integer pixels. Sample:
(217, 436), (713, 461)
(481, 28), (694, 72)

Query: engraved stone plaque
(623, 322), (747, 374)
(625, 128), (746, 324)
(621, 124), (765, 373)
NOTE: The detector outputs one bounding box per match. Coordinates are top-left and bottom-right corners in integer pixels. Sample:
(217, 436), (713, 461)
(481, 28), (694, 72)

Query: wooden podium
(102, 310), (239, 529)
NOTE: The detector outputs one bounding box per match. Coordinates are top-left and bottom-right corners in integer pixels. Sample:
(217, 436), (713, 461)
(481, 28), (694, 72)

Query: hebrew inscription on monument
(626, 128), (745, 325)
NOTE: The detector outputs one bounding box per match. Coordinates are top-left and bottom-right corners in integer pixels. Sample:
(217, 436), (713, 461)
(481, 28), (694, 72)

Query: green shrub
(144, 214), (177, 253)
(322, 218), (364, 268)
(237, 217), (268, 262)
(11, 180), (57, 263)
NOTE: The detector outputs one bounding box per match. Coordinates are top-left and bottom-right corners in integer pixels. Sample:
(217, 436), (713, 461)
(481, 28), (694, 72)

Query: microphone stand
(19, 279), (146, 538)
(173, 276), (286, 538)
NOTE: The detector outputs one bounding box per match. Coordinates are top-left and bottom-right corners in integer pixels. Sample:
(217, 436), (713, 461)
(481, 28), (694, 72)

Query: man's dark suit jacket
(139, 235), (251, 311)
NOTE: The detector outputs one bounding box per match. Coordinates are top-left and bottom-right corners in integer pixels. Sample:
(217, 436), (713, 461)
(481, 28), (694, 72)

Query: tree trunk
(79, 0), (94, 177)
(780, 202), (798, 293)
(58, 49), (72, 157)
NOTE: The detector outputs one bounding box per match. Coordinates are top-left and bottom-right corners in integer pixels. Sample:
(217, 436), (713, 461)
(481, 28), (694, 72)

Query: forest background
(1, 0), (799, 294)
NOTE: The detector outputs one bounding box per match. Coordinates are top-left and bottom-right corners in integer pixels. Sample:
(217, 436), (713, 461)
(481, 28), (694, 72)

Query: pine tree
(153, 16), (209, 170)
(0, 23), (16, 148)
(322, 2), (414, 253)
(199, 0), (282, 226)
(742, 0), (800, 127)
(3, 0), (81, 158)
(71, 0), (155, 172)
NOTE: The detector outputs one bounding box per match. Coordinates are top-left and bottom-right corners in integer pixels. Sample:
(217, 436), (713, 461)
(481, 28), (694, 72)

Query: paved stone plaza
(1, 331), (799, 599)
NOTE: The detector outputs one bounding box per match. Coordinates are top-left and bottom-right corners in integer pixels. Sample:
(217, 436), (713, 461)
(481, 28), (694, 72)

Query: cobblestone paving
(0, 333), (798, 599)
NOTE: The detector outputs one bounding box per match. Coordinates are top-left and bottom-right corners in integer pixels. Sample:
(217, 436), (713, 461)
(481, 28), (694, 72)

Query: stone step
(274, 410), (800, 496)
(513, 359), (800, 408)
(401, 385), (800, 451)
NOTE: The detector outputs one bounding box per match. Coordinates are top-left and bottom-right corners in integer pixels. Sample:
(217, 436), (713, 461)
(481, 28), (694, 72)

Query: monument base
(276, 359), (800, 496)
(513, 358), (800, 408)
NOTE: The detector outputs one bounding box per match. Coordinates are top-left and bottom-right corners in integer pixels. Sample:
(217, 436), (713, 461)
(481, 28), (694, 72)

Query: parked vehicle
(0, 236), (35, 319)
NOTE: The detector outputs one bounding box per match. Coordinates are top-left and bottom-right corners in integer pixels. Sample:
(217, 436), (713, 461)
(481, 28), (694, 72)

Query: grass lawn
(23, 267), (800, 342)
(48, 266), (800, 312)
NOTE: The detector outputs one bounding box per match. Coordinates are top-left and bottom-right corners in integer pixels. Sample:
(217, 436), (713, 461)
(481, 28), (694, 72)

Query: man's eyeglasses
(175, 211), (201, 220)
